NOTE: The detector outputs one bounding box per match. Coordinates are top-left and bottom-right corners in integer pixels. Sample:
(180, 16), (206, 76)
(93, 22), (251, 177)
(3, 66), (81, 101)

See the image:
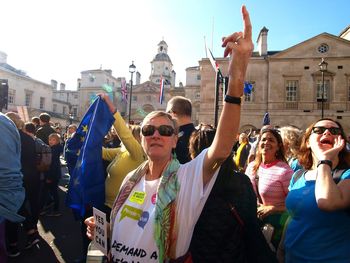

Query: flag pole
(214, 69), (223, 127)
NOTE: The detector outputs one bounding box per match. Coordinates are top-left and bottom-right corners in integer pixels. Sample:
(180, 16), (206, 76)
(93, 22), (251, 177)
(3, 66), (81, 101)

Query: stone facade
(198, 29), (350, 133)
(77, 69), (126, 118)
(1, 51), (80, 128)
(128, 81), (170, 123)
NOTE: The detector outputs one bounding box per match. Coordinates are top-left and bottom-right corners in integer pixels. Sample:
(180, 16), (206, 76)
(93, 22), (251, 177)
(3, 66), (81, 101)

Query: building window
(25, 92), (32, 107)
(286, 80), (298, 101)
(318, 43), (329, 54)
(73, 107), (78, 117)
(197, 75), (201, 80)
(195, 92), (200, 99)
(8, 89), (15, 104)
(146, 95), (151, 102)
(132, 95), (137, 102)
(316, 79), (330, 101)
(74, 94), (78, 99)
(39, 97), (45, 109)
(53, 104), (57, 112)
(63, 106), (66, 115)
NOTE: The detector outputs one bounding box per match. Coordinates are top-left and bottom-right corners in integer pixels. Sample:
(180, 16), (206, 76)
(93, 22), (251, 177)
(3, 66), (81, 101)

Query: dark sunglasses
(311, 126), (342, 135)
(141, 125), (175, 137)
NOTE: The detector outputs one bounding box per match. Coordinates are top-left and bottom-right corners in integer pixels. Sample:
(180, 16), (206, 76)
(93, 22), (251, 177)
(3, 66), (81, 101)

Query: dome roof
(153, 53), (172, 63)
(158, 40), (167, 46)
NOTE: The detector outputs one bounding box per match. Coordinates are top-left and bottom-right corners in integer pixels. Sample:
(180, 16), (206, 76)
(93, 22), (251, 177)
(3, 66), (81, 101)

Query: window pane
(40, 97), (45, 109)
(25, 93), (32, 107)
(317, 79), (330, 100)
(286, 80), (298, 102)
(8, 89), (15, 104)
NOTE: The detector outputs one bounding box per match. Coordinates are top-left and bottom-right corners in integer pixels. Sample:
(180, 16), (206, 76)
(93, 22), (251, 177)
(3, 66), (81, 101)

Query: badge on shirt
(129, 191), (146, 204)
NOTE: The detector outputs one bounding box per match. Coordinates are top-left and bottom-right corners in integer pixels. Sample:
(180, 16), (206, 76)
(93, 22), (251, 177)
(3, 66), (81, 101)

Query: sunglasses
(311, 126), (342, 135)
(141, 125), (175, 137)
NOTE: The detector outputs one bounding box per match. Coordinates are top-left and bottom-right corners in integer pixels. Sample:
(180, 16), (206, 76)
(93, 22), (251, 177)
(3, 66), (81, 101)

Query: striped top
(246, 160), (293, 207)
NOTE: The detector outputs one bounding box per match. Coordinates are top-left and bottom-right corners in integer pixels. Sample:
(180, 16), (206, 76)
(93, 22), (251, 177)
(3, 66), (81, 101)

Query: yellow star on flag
(82, 125), (88, 133)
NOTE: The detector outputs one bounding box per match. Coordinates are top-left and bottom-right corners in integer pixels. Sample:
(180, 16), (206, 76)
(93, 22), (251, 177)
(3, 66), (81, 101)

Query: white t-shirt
(110, 149), (219, 263)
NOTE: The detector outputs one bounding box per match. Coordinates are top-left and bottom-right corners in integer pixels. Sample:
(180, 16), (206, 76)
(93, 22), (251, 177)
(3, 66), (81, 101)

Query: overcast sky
(1, 0), (349, 90)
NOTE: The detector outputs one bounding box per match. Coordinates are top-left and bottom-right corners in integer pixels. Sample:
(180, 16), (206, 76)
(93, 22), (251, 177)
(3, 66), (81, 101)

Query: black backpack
(190, 156), (277, 263)
(35, 137), (52, 172)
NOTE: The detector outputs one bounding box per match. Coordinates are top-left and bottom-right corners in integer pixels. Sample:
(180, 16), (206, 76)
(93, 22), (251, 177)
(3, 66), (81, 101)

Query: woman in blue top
(285, 118), (350, 263)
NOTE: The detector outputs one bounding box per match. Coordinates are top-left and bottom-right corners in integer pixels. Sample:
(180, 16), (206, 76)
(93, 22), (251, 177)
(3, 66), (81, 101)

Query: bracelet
(224, 95), (241, 105)
(317, 160), (332, 169)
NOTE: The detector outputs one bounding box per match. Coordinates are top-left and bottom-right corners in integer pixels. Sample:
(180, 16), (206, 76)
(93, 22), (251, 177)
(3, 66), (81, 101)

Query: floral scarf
(110, 155), (180, 263)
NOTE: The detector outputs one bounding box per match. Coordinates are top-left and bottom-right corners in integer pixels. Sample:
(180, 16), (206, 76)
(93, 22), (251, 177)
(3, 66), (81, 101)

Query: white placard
(93, 207), (108, 256)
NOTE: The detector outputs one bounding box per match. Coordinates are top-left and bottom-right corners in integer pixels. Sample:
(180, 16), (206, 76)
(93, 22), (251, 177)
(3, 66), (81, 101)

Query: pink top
(246, 160), (293, 207)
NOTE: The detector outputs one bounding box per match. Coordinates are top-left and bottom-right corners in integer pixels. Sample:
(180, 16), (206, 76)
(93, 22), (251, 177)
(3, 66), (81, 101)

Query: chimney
(51, 80), (58, 90)
(135, 71), (141, 85)
(0, 51), (7, 64)
(257, 27), (269, 56)
(60, 83), (66, 91)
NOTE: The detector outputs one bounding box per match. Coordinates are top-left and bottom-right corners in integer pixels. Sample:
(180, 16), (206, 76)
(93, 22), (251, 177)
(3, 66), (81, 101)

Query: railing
(317, 102), (329, 110)
(285, 102), (298, 110)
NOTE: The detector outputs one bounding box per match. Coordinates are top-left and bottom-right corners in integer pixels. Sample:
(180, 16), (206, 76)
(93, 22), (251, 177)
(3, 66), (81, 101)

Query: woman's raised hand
(221, 5), (254, 95)
(99, 93), (116, 114)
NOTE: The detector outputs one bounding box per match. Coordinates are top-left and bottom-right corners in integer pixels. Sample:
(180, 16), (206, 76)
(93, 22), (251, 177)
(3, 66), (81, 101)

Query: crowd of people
(0, 111), (75, 261)
(1, 5), (350, 263)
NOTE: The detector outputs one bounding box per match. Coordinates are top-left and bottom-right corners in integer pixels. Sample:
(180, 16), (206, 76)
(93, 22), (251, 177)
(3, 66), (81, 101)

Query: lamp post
(318, 58), (328, 119)
(69, 112), (74, 125)
(128, 61), (136, 123)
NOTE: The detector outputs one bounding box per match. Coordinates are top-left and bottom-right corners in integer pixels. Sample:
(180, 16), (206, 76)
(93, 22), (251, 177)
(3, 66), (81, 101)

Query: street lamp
(318, 58), (328, 118)
(69, 112), (74, 125)
(128, 61), (136, 123)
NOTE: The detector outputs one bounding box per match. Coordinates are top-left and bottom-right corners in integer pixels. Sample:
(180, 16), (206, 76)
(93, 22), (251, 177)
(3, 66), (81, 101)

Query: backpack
(292, 168), (348, 185)
(291, 168), (350, 216)
(190, 156), (277, 263)
(35, 138), (52, 172)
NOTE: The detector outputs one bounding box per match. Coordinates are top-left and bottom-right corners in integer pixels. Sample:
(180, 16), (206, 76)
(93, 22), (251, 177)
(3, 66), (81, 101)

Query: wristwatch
(317, 160), (332, 169)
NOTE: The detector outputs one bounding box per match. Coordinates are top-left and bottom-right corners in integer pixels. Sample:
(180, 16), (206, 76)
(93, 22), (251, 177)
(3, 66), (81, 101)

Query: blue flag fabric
(65, 97), (114, 218)
(244, 81), (253, 94)
(263, 112), (271, 126)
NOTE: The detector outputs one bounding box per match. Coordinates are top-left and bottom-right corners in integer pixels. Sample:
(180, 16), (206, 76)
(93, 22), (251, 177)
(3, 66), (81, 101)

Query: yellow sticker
(129, 191), (146, 204)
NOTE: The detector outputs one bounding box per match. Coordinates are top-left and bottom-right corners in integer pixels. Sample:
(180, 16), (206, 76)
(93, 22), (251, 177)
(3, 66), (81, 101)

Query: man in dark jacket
(166, 96), (196, 164)
(36, 113), (55, 145)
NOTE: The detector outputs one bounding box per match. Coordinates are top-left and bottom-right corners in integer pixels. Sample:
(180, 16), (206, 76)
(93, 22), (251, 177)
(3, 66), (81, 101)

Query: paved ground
(8, 165), (85, 263)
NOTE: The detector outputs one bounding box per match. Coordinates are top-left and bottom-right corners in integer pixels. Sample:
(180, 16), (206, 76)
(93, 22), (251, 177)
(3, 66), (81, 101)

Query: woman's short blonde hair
(141, 111), (179, 135)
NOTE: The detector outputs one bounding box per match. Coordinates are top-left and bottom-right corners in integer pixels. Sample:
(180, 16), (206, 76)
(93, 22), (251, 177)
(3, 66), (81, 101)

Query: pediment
(133, 81), (160, 93)
(271, 33), (350, 59)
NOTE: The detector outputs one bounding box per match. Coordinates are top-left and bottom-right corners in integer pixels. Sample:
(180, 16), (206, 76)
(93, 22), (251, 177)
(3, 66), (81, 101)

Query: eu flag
(65, 96), (114, 217)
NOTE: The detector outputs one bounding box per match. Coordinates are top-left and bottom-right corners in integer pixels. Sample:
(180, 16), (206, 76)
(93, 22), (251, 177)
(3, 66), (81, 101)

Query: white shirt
(110, 149), (219, 262)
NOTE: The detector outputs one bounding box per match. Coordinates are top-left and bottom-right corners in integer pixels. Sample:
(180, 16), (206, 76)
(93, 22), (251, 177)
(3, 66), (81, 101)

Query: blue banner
(65, 96), (114, 217)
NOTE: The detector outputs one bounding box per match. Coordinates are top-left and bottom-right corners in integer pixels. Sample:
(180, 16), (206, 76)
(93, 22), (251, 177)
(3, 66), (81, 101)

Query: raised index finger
(242, 5), (252, 41)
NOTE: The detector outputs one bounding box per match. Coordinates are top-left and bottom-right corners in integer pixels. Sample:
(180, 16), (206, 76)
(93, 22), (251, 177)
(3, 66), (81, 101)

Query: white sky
(1, 0), (349, 90)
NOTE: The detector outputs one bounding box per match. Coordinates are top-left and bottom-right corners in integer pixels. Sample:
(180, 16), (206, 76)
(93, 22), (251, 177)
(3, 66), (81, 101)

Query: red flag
(121, 79), (127, 102)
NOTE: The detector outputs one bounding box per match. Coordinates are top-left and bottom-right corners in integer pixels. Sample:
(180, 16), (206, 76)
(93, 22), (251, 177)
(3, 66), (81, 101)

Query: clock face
(318, 43), (329, 54)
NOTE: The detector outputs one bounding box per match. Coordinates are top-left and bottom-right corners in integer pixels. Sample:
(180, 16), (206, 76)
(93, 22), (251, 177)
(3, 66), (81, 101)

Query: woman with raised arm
(85, 5), (254, 262)
(284, 118), (350, 262)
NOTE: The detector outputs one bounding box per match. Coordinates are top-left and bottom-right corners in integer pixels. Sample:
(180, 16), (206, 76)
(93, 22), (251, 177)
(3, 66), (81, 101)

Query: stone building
(128, 40), (177, 123)
(0, 51), (72, 127)
(77, 69), (126, 118)
(197, 26), (350, 133)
